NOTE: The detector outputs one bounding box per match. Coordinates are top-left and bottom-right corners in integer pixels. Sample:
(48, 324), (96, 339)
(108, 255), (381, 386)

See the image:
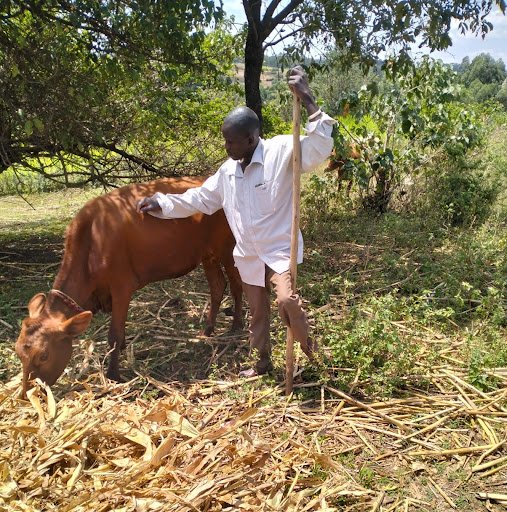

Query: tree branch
(264, 26), (306, 49)
(98, 143), (161, 175)
(268, 0), (305, 34)
(242, 0), (261, 44)
(263, 0), (284, 27)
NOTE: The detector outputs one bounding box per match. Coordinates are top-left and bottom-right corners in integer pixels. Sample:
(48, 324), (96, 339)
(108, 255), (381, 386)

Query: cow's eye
(39, 353), (49, 363)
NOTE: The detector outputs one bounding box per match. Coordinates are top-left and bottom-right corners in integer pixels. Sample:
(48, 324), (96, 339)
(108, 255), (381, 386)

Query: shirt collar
(224, 139), (265, 176)
(249, 138), (264, 166)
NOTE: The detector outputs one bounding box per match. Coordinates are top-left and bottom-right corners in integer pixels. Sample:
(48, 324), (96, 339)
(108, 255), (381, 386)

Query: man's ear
(60, 311), (93, 336)
(28, 293), (47, 318)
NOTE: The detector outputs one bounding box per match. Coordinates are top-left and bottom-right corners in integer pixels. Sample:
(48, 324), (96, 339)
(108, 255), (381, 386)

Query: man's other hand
(137, 196), (161, 214)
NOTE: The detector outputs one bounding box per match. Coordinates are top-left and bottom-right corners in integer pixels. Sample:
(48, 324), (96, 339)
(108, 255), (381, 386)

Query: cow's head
(15, 293), (92, 397)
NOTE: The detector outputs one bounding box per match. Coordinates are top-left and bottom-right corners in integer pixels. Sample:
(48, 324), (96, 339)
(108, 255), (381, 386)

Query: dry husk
(1, 365), (506, 511)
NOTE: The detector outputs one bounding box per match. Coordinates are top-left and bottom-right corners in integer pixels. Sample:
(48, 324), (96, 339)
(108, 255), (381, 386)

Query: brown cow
(15, 177), (243, 397)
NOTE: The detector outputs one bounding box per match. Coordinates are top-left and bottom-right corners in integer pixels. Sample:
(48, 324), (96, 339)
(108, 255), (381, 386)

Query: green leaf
(24, 120), (33, 136)
(11, 63), (20, 78)
(33, 118), (44, 132)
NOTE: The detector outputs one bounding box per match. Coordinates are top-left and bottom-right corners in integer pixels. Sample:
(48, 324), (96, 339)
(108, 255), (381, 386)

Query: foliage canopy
(0, 0), (236, 185)
(239, 0), (506, 124)
(456, 53), (507, 105)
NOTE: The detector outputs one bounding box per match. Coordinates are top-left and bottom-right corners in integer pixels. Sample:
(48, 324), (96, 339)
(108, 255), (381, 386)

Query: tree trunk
(244, 28), (265, 132)
(373, 167), (391, 214)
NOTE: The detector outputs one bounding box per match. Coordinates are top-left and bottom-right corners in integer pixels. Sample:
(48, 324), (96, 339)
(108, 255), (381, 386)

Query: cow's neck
(45, 288), (85, 320)
(50, 220), (95, 315)
(51, 273), (92, 317)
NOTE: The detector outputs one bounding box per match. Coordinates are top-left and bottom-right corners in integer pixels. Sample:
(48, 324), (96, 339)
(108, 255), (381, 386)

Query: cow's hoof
(230, 320), (244, 333)
(202, 326), (214, 337)
(238, 368), (258, 378)
(223, 306), (235, 317)
(239, 363), (273, 378)
(106, 369), (122, 383)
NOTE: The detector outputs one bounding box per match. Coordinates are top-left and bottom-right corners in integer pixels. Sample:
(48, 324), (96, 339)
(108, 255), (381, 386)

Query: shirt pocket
(253, 179), (275, 216)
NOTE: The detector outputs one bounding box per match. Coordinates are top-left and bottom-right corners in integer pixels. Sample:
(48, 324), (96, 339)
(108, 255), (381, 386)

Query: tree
(0, 0), (228, 183)
(497, 79), (507, 109)
(461, 53), (506, 86)
(323, 57), (484, 213)
(457, 53), (506, 104)
(468, 79), (501, 103)
(311, 52), (375, 116)
(238, 0), (506, 127)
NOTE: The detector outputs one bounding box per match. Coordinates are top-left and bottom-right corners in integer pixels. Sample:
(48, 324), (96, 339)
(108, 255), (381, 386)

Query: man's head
(221, 107), (260, 162)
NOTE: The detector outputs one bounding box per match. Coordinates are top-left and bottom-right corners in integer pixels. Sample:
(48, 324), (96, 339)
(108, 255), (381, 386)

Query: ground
(0, 188), (506, 511)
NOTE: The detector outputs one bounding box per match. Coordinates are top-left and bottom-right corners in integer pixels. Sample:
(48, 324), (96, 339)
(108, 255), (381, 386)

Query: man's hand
(287, 66), (319, 117)
(287, 66), (311, 96)
(137, 196), (161, 214)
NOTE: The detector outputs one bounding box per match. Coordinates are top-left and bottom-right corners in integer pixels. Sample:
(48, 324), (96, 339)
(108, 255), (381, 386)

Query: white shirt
(150, 113), (335, 286)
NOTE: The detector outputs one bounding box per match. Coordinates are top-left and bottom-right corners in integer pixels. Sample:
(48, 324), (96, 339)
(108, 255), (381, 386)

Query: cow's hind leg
(223, 256), (244, 332)
(106, 288), (131, 382)
(201, 256), (226, 336)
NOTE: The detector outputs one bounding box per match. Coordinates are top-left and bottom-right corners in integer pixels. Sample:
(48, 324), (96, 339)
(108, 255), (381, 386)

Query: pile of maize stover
(1, 364), (507, 511)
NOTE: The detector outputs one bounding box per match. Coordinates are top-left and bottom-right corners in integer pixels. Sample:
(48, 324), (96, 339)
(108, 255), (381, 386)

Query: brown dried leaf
(124, 428), (154, 461)
(150, 436), (176, 467)
(164, 410), (199, 438)
(0, 462), (18, 500)
(26, 387), (45, 426)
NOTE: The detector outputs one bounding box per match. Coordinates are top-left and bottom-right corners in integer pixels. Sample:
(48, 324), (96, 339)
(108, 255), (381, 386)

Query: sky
(429, 8), (507, 65)
(221, 2), (507, 66)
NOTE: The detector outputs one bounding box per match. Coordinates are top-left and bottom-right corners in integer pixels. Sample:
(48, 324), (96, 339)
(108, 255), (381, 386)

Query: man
(137, 66), (335, 377)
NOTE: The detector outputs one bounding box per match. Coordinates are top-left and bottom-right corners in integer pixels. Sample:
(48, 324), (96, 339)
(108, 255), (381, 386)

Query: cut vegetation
(1, 176), (506, 509)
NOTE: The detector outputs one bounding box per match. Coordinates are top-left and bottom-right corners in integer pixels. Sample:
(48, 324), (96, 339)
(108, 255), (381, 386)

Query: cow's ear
(28, 293), (47, 318)
(60, 311), (93, 336)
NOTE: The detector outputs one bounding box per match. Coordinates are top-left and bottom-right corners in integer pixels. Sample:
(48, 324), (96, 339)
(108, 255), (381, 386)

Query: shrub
(316, 294), (424, 396)
(0, 168), (66, 196)
(262, 102), (292, 138)
(428, 167), (498, 227)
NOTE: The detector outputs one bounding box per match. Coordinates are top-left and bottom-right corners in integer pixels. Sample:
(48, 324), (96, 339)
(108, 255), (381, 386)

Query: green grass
(1, 162), (507, 396)
(297, 171), (507, 395)
(0, 188), (104, 380)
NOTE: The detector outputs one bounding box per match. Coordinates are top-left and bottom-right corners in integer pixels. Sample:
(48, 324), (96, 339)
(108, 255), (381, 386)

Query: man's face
(221, 124), (256, 161)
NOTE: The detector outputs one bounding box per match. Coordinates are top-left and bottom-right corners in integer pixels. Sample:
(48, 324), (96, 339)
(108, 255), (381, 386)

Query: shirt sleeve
(300, 112), (336, 173)
(148, 171), (223, 219)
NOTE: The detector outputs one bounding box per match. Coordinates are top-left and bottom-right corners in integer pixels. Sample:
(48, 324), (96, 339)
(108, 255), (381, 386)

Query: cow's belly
(126, 216), (211, 288)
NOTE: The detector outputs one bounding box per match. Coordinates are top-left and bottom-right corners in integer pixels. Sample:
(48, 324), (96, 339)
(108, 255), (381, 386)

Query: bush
(464, 325), (507, 390)
(428, 167), (498, 227)
(0, 168), (66, 196)
(496, 79), (507, 110)
(317, 294), (424, 396)
(262, 102), (292, 138)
